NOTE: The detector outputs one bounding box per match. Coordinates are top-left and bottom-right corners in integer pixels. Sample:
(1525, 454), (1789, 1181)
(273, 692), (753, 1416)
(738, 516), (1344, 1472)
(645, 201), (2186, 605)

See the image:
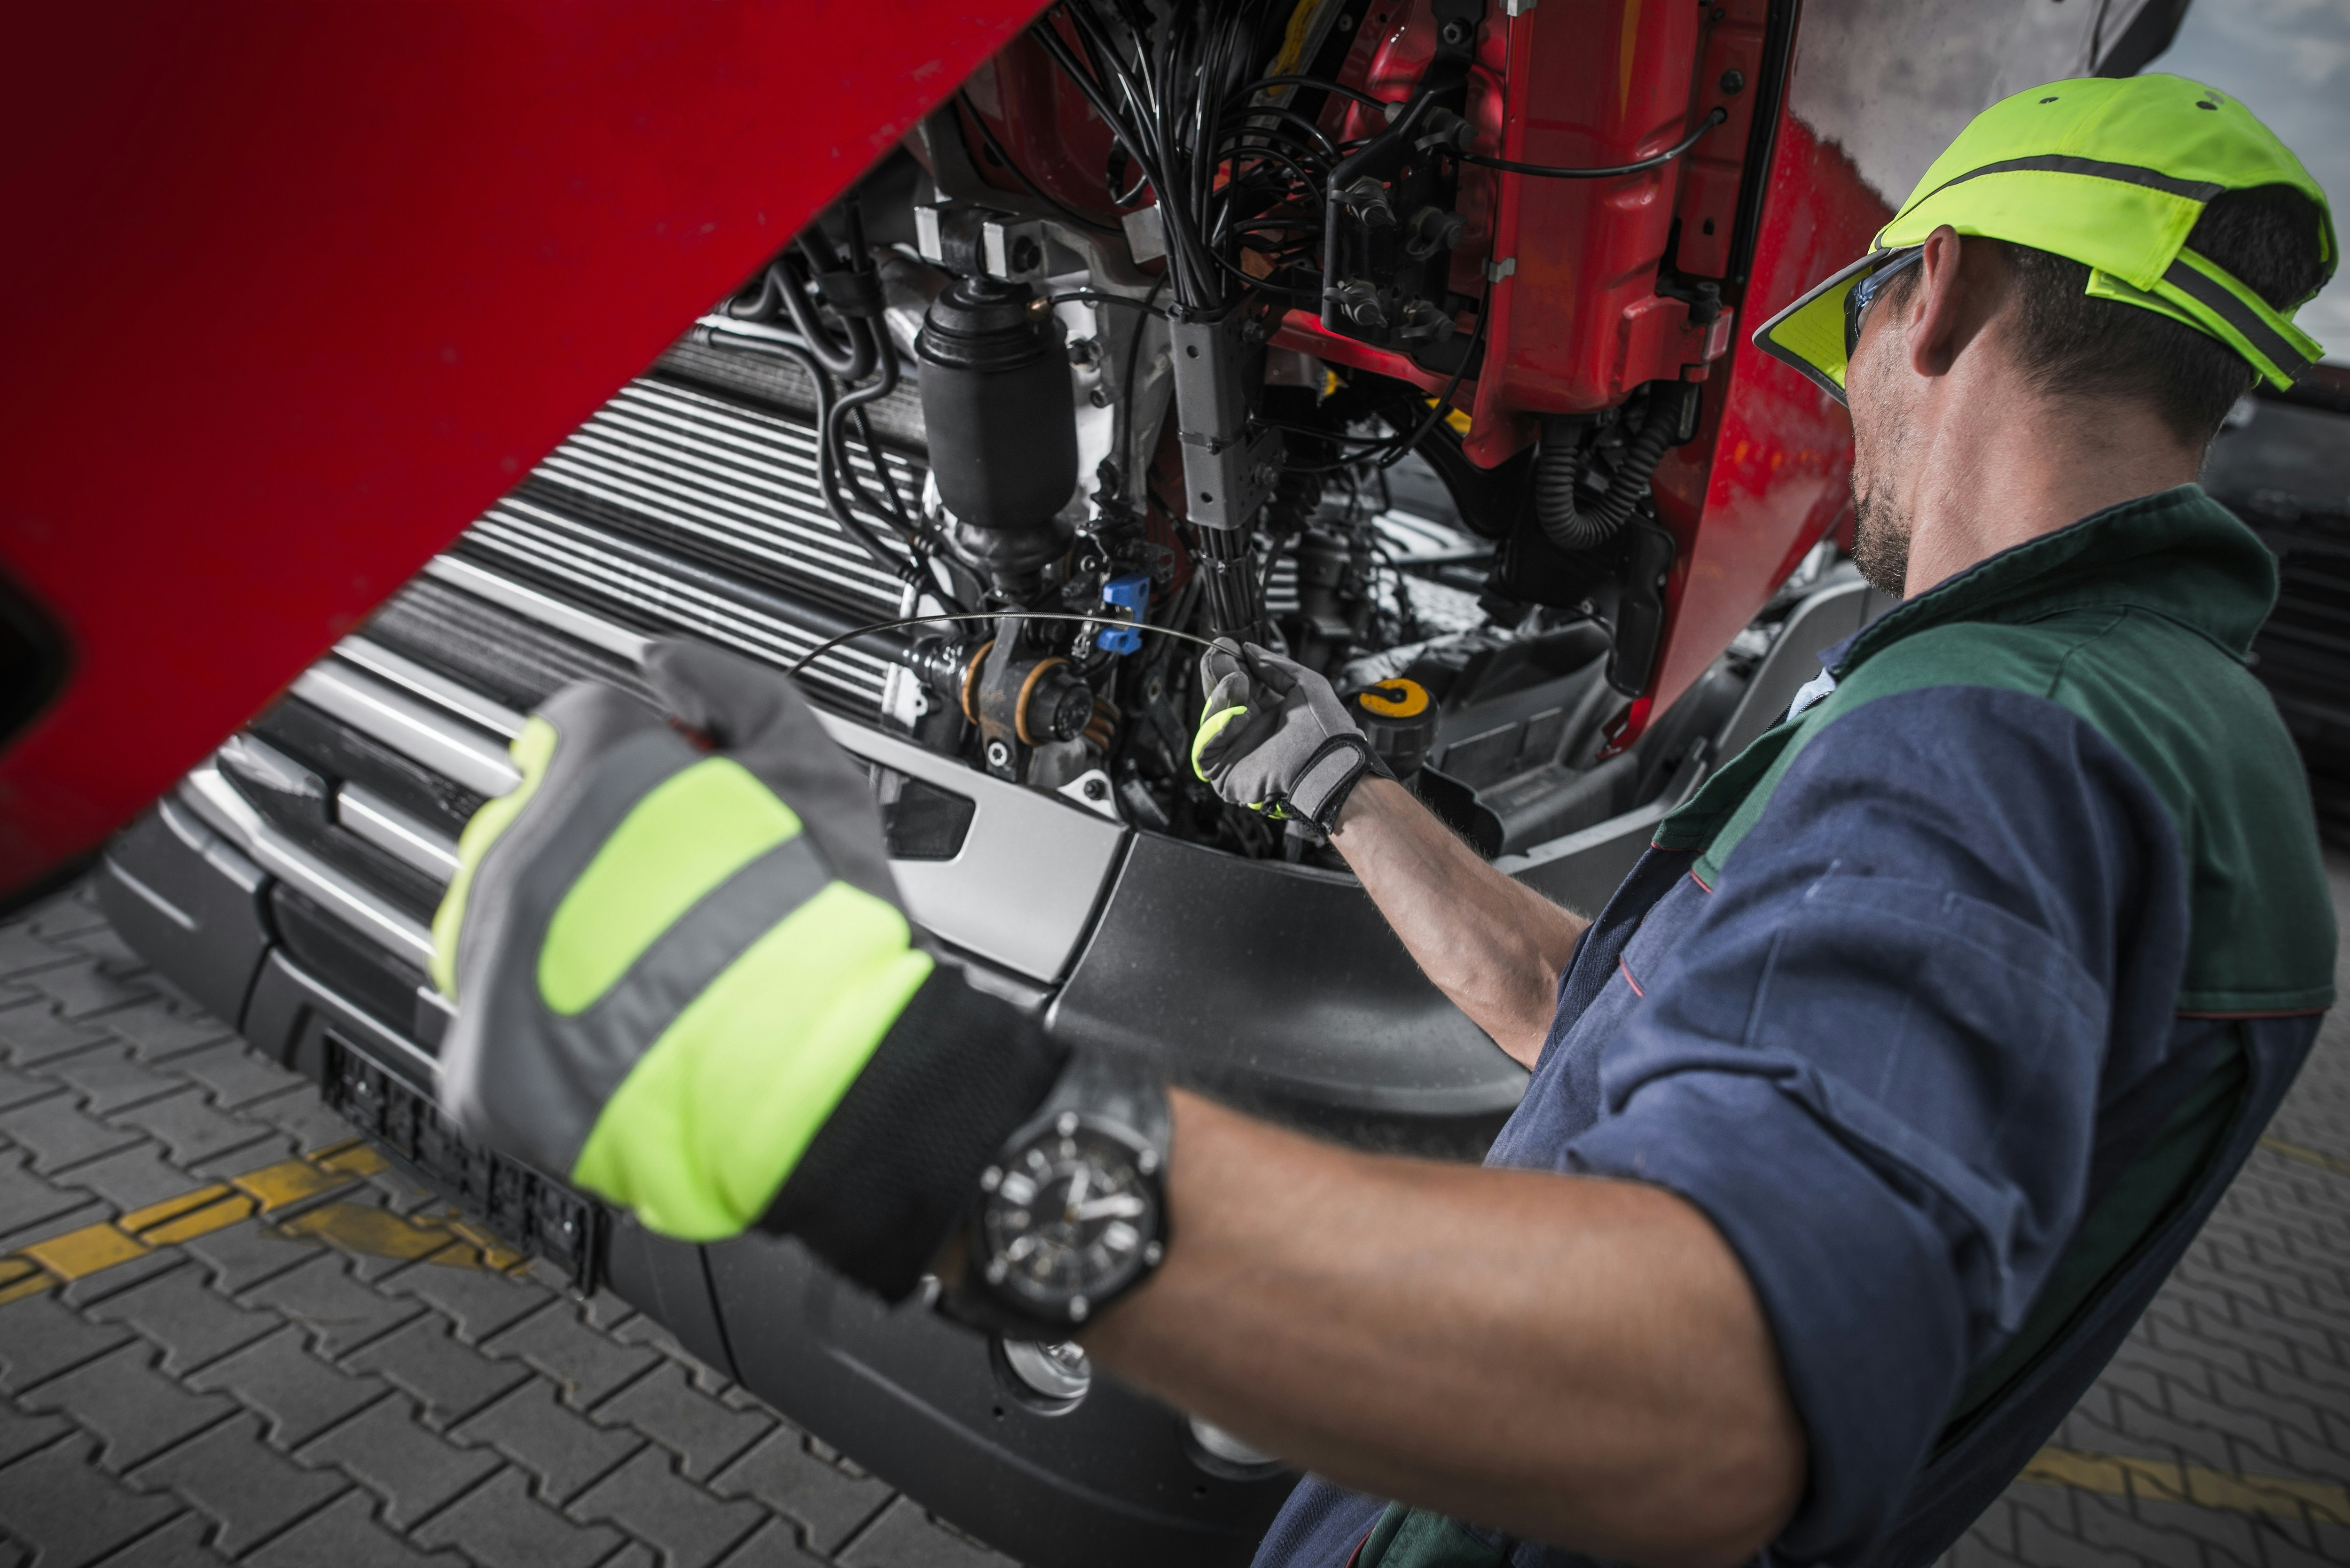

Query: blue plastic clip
(1097, 571), (1151, 655)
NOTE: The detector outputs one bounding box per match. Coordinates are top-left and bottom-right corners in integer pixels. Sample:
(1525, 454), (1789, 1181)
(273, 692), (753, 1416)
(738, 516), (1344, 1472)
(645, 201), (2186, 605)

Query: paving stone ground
(0, 885), (1014, 1568)
(0, 855), (2345, 1568)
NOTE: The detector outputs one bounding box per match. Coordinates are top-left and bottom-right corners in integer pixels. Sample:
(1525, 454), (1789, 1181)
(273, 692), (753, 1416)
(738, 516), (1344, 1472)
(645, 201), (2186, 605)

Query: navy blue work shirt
(1253, 624), (2323, 1566)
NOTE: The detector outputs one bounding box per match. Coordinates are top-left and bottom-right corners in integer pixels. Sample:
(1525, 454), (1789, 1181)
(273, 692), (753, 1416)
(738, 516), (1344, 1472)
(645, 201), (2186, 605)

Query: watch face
(979, 1116), (1163, 1323)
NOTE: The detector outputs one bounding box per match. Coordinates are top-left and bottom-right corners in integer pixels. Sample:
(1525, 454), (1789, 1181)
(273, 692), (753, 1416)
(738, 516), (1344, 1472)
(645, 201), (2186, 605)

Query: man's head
(1753, 74), (2335, 596)
(1844, 184), (2331, 595)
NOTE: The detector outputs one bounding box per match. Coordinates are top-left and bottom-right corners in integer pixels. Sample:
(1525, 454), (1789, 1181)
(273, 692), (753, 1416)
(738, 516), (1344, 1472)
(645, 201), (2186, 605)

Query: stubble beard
(1848, 349), (1916, 600)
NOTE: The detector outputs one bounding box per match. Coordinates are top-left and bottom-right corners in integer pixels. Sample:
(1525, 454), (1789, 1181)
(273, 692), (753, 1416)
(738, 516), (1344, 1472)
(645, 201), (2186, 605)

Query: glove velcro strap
(1285, 735), (1378, 830)
(762, 967), (1069, 1301)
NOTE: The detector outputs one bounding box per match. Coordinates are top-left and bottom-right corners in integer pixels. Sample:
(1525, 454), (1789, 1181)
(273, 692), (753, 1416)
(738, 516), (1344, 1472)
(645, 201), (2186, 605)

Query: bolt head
(1084, 777), (1109, 800)
(1719, 69), (1746, 94)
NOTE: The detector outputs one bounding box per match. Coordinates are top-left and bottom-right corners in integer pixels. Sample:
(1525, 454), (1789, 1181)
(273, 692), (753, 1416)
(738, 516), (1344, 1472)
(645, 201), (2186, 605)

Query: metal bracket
(1485, 257), (1517, 282)
(914, 203), (1055, 282)
(1169, 314), (1282, 529)
(1503, 0), (1536, 16)
(1057, 770), (1122, 821)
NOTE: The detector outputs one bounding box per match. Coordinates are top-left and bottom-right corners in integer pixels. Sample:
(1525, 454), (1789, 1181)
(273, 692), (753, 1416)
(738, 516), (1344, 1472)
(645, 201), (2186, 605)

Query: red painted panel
(1470, 0), (1707, 429)
(1670, 0), (1770, 279)
(1642, 112), (1887, 725)
(961, 25), (1123, 226)
(0, 0), (1046, 897)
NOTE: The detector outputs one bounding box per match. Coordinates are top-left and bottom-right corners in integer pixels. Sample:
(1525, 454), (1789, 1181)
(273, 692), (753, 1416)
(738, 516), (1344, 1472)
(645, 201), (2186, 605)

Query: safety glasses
(1843, 247), (1925, 360)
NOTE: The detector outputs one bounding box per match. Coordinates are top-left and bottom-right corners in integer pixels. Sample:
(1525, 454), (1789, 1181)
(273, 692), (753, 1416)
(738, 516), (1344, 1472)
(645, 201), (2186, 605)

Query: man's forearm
(1083, 1091), (1806, 1568)
(1330, 777), (1589, 1066)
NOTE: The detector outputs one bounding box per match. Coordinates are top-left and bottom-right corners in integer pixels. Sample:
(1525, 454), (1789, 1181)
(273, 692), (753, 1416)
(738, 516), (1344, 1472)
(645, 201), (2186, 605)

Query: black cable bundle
(1030, 0), (1332, 315)
(713, 203), (972, 613)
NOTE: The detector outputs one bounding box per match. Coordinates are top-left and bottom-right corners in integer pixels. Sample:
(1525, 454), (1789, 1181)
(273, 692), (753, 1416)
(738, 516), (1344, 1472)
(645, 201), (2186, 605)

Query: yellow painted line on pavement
(21, 1223), (149, 1279)
(2020, 1447), (2350, 1526)
(0, 1137), (520, 1302)
(280, 1201), (506, 1269)
(128, 1185), (257, 1245)
(2259, 1135), (2350, 1181)
(0, 1256), (51, 1306)
(231, 1155), (353, 1211)
(315, 1140), (388, 1177)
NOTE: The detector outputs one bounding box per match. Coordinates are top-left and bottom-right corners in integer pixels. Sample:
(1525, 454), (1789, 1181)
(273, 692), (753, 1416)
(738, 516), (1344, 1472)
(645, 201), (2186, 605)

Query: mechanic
(428, 76), (2336, 1568)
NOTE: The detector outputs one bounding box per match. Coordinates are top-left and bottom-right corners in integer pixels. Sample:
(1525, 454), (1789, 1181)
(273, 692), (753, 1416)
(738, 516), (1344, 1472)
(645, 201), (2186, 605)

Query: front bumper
(100, 788), (1302, 1568)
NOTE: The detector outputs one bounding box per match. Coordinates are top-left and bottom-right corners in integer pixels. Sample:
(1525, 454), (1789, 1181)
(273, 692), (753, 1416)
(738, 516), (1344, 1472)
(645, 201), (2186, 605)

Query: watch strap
(940, 1045), (1172, 1337)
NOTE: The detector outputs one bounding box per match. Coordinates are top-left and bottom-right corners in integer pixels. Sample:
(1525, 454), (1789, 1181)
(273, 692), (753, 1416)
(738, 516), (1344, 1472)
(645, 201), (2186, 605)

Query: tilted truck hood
(0, 0), (1049, 900)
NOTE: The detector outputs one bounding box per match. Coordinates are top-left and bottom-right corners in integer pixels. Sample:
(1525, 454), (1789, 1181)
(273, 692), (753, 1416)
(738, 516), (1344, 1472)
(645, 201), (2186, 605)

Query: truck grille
(528, 376), (917, 617)
(191, 351), (936, 1033)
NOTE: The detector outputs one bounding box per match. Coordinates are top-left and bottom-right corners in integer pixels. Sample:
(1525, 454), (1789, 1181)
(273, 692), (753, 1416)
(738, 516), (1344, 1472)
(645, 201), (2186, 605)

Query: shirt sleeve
(1563, 684), (2189, 1564)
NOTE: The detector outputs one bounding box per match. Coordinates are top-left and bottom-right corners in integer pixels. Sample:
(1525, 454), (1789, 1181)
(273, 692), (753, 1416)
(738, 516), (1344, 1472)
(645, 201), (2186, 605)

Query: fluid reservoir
(1347, 677), (1437, 782)
(916, 278), (1078, 594)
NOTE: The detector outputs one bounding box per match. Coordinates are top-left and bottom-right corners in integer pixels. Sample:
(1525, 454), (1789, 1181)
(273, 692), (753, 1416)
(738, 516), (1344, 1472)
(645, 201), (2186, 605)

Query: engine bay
(680, 0), (1780, 864)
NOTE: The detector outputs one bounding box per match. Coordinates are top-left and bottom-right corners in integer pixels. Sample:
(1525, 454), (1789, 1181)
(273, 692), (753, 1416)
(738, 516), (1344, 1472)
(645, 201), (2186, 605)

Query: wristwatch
(947, 1047), (1172, 1335)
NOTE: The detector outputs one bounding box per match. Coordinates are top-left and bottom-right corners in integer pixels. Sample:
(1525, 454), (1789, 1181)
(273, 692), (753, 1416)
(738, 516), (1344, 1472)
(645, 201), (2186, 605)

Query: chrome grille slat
(527, 379), (918, 616)
(290, 664), (520, 797)
(461, 502), (895, 711)
(537, 445), (902, 609)
(571, 403), (918, 545)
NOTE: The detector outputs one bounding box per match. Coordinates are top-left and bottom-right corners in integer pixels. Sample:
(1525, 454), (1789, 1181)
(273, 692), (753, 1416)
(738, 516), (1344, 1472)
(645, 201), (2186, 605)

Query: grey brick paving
(0, 1433), (181, 1567)
(299, 1395), (501, 1527)
(0, 1154), (94, 1241)
(0, 1096), (142, 1174)
(711, 1432), (893, 1554)
(594, 1364), (772, 1480)
(344, 1318), (532, 1431)
(414, 1467), (623, 1568)
(190, 1325), (389, 1450)
(0, 857), (2342, 1568)
(131, 1411), (349, 1554)
(483, 1302), (658, 1410)
(0, 883), (1043, 1567)
(0, 1003), (111, 1067)
(102, 1510), (234, 1568)
(87, 1264), (280, 1375)
(566, 1448), (766, 1568)
(835, 1500), (1018, 1568)
(454, 1379), (645, 1505)
(242, 1251), (423, 1357)
(21, 1342), (238, 1470)
(240, 1489), (455, 1568)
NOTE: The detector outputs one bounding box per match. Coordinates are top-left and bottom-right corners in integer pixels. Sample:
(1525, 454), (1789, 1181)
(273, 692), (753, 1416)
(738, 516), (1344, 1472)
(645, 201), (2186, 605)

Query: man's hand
(1186, 639), (1588, 1064)
(431, 639), (1064, 1296)
(1191, 640), (1385, 830)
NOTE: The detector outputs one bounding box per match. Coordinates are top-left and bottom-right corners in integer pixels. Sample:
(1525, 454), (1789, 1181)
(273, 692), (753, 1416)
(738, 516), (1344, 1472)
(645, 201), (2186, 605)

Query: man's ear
(1904, 225), (1993, 381)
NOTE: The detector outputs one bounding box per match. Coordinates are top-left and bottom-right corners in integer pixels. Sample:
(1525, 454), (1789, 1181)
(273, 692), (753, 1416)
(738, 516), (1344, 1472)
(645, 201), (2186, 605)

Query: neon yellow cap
(1752, 74), (2336, 405)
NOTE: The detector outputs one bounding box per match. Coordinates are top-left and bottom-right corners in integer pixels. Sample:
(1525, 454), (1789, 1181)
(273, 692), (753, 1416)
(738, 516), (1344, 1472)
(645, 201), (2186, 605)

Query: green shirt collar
(1833, 484), (2278, 676)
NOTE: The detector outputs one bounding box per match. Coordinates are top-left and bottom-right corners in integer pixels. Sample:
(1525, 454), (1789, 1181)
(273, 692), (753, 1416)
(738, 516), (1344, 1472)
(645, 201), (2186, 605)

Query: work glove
(1191, 639), (1388, 831)
(431, 638), (1065, 1300)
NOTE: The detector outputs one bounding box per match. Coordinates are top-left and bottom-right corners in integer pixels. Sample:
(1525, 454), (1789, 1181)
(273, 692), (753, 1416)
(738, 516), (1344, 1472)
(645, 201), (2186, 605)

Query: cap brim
(1750, 250), (1889, 408)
